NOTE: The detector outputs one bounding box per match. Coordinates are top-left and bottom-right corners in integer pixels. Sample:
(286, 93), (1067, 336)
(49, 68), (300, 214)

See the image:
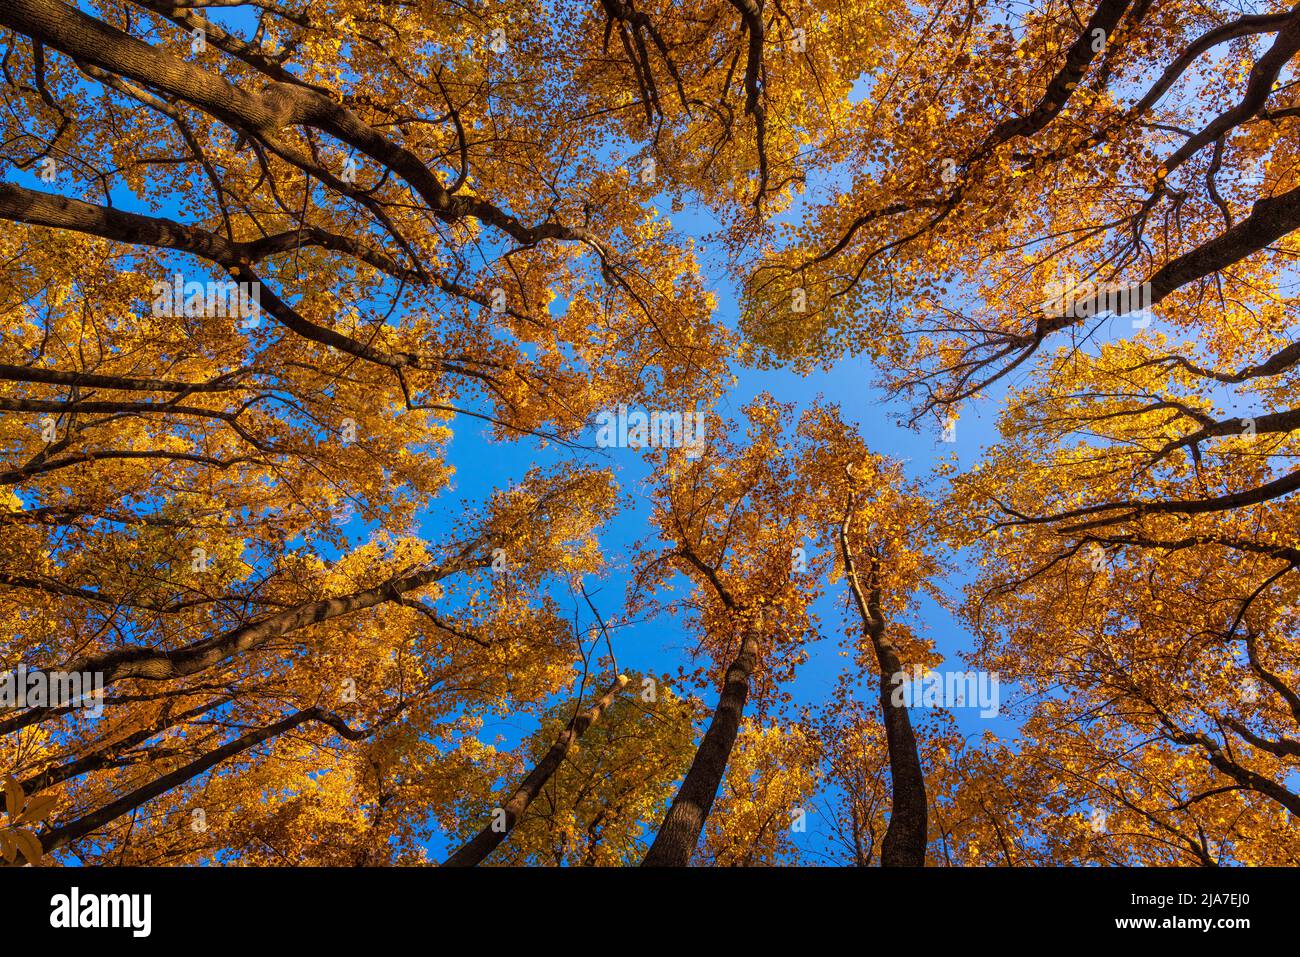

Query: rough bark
(1038, 181), (1300, 339)
(0, 0), (610, 249)
(840, 510), (927, 866)
(38, 706), (369, 855)
(0, 541), (491, 738)
(442, 674), (628, 866)
(641, 633), (758, 866)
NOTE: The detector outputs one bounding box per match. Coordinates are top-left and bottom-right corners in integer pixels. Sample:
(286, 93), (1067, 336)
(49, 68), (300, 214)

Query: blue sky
(412, 185), (1029, 859)
(1, 4), (1120, 862)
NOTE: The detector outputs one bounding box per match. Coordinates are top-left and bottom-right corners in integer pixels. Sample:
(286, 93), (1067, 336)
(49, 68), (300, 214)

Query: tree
(743, 0), (1300, 411)
(736, 0), (1300, 865)
(6, 0), (1296, 870)
(441, 673), (629, 866)
(12, 466), (620, 863)
(633, 398), (827, 865)
(444, 670), (697, 866)
(700, 717), (820, 865)
(0, 0), (724, 864)
(799, 404), (947, 865)
(634, 399), (946, 865)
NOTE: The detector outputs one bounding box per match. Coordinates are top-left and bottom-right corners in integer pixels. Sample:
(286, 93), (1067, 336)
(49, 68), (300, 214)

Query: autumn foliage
(0, 0), (1297, 867)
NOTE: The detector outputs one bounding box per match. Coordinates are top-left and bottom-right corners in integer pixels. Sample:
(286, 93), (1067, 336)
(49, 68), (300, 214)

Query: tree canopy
(1, 0), (1297, 867)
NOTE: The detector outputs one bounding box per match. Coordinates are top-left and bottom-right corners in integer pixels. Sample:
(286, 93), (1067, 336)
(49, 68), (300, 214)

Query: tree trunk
(870, 619), (928, 866)
(442, 674), (627, 866)
(840, 514), (927, 866)
(38, 705), (368, 855)
(642, 634), (758, 866)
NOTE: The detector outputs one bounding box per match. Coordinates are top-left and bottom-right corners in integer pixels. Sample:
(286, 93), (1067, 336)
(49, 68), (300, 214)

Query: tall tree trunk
(840, 514), (927, 866)
(869, 610), (928, 866)
(442, 674), (627, 867)
(642, 633), (758, 866)
(38, 705), (370, 855)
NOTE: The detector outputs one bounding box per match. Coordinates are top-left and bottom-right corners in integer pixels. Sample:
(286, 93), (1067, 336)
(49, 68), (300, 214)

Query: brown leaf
(3, 778), (21, 822)
(17, 794), (57, 826)
(13, 828), (42, 866)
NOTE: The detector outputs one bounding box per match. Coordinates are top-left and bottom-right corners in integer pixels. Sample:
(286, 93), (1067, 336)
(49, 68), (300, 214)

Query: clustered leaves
(1, 0), (1296, 867)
